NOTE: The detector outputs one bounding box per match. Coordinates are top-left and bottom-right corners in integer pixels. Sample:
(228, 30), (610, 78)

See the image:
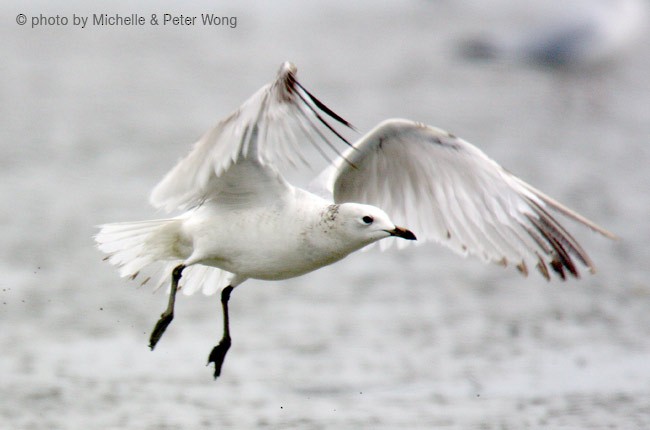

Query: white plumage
(96, 61), (615, 300)
(95, 61), (615, 379)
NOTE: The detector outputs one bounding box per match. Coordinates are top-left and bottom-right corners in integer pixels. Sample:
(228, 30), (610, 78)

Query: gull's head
(332, 203), (417, 247)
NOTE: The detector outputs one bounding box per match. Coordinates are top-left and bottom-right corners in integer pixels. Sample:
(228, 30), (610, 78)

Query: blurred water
(2, 0), (650, 428)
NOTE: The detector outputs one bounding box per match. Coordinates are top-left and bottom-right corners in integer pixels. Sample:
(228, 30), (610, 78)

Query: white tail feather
(172, 264), (234, 296)
(95, 218), (233, 295)
(96, 219), (183, 278)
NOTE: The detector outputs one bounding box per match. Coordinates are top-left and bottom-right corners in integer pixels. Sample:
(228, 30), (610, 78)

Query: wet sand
(2, 0), (650, 428)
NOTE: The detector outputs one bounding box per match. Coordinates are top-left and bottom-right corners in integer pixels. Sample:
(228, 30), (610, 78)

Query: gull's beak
(388, 226), (417, 241)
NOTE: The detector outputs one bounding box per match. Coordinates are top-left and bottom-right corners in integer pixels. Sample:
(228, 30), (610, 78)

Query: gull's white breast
(181, 188), (357, 281)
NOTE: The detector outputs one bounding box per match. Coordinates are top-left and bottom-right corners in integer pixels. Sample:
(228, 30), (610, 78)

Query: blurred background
(2, 0), (649, 428)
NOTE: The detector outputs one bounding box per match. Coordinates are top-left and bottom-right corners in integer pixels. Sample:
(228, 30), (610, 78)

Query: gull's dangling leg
(208, 285), (234, 380)
(149, 264), (185, 350)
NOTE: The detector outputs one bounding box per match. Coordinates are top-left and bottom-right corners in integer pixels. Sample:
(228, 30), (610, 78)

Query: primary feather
(97, 62), (615, 298)
(318, 119), (615, 279)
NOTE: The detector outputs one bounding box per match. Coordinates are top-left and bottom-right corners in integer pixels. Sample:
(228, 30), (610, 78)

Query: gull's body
(96, 62), (614, 379)
(165, 183), (393, 283)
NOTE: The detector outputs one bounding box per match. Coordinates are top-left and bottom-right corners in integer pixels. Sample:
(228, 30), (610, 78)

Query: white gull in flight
(95, 62), (615, 379)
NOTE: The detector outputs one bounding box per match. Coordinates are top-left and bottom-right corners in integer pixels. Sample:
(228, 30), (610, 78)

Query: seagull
(95, 62), (615, 380)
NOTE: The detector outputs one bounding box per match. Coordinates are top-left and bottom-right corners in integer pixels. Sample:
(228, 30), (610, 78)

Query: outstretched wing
(150, 61), (354, 212)
(320, 119), (615, 280)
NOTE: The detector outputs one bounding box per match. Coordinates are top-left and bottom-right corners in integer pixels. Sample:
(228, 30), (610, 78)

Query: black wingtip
(293, 79), (357, 132)
(275, 62), (359, 168)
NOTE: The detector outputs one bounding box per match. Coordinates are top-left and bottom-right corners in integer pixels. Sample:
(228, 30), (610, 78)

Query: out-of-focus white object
(461, 0), (647, 68)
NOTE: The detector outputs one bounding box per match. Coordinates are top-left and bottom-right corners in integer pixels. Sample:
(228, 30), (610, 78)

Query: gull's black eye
(362, 215), (374, 225)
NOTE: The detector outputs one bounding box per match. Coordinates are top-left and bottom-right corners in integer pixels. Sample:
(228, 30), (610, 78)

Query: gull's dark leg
(208, 285), (234, 380)
(149, 264), (185, 350)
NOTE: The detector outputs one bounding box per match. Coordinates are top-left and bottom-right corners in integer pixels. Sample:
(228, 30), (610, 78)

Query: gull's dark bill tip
(389, 226), (417, 241)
